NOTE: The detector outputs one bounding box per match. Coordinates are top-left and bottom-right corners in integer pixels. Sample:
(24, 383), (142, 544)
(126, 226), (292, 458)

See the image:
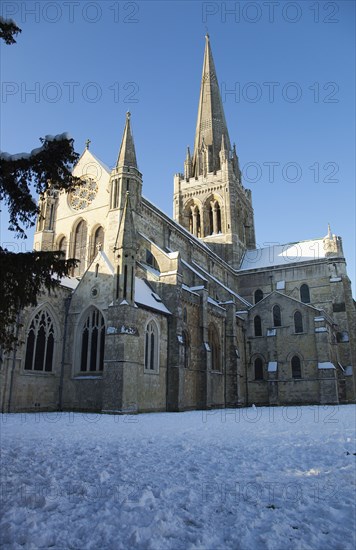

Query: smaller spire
(114, 191), (136, 253)
(116, 112), (137, 169)
(232, 143), (241, 181)
(327, 223), (332, 239)
(184, 146), (192, 180)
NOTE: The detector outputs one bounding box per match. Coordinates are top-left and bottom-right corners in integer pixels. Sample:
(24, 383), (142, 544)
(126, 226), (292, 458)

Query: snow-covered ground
(1, 405), (355, 550)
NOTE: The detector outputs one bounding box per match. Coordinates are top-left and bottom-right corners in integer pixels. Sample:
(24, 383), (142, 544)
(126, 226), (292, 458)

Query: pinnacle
(116, 112), (137, 169)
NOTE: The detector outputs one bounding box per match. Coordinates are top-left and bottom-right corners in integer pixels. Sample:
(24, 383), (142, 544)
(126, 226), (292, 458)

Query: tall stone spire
(192, 34), (231, 176)
(116, 111), (137, 169)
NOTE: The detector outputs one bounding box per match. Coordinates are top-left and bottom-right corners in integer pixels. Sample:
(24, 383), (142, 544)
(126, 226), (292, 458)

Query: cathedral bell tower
(173, 35), (255, 268)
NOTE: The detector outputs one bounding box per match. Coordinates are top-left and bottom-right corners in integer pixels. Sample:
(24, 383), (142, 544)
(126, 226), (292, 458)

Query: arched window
(254, 315), (262, 337)
(73, 220), (88, 276)
(182, 330), (190, 369)
(80, 308), (105, 372)
(273, 305), (282, 327)
(254, 358), (263, 380)
(208, 201), (222, 235)
(291, 355), (302, 379)
(294, 311), (303, 333)
(209, 324), (221, 371)
(300, 284), (310, 304)
(254, 289), (263, 304)
(24, 310), (55, 372)
(91, 226), (104, 261)
(144, 320), (159, 371)
(58, 236), (67, 258)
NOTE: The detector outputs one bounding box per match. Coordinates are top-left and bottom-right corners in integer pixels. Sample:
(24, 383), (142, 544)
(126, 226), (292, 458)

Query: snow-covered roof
(268, 361), (278, 372)
(59, 276), (80, 290)
(137, 261), (160, 278)
(345, 366), (353, 376)
(318, 362), (336, 370)
(240, 239), (329, 271)
(207, 297), (226, 311)
(191, 261), (252, 307)
(182, 284), (200, 296)
(135, 278), (170, 315)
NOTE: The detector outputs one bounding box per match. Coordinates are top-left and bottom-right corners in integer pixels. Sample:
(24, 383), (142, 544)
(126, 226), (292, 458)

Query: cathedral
(1, 36), (355, 413)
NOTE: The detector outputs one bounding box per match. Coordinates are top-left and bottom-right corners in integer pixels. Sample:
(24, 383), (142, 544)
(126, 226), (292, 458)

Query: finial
(85, 138), (91, 150)
(205, 27), (209, 39)
(328, 223), (332, 239)
(126, 111), (131, 119)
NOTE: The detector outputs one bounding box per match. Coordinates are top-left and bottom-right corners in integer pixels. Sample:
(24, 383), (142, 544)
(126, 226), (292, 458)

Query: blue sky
(1, 0), (355, 292)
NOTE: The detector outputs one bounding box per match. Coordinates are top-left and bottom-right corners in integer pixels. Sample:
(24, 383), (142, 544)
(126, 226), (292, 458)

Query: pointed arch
(57, 234), (67, 259)
(24, 306), (58, 372)
(72, 218), (88, 276)
(144, 319), (159, 372)
(294, 311), (303, 333)
(291, 355), (302, 379)
(272, 305), (282, 327)
(78, 307), (105, 372)
(90, 225), (104, 262)
(183, 199), (203, 237)
(254, 357), (264, 380)
(204, 194), (224, 236)
(254, 315), (262, 337)
(300, 284), (310, 304)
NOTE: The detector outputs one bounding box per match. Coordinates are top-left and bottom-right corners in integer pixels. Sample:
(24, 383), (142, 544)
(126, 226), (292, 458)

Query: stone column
(212, 203), (218, 234)
(192, 207), (197, 237)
